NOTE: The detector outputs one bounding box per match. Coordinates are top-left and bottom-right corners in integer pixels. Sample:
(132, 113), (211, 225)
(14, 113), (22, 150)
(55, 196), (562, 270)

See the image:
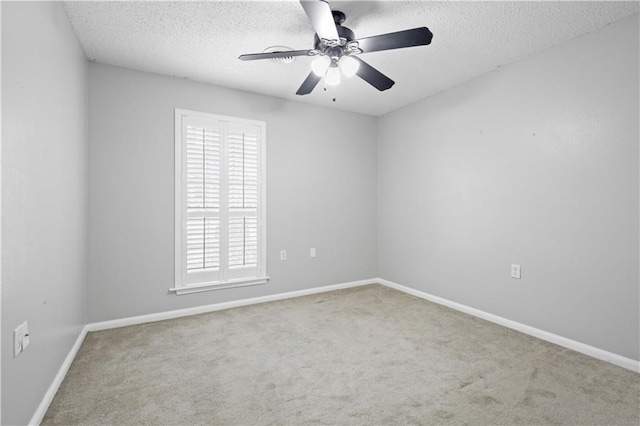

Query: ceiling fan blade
(296, 71), (322, 95)
(239, 50), (313, 61)
(354, 27), (433, 54)
(352, 57), (394, 91)
(300, 0), (339, 41)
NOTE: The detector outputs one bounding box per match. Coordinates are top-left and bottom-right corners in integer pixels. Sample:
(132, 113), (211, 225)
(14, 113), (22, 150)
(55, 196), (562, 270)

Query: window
(172, 109), (267, 295)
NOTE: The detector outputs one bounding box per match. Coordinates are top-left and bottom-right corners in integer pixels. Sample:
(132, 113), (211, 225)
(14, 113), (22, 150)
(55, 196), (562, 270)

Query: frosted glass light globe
(325, 66), (341, 86)
(339, 56), (359, 78)
(311, 56), (331, 77)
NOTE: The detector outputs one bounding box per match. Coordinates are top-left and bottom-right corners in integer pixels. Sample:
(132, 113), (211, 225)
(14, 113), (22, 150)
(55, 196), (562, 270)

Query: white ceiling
(64, 1), (639, 116)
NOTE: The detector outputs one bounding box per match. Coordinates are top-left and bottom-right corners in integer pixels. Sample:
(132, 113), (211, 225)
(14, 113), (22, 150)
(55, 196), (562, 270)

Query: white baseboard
(377, 278), (640, 373)
(29, 325), (89, 426)
(87, 278), (377, 332)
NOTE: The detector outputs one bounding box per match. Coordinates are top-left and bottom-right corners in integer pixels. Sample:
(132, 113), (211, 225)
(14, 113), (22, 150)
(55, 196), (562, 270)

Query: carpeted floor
(43, 284), (639, 425)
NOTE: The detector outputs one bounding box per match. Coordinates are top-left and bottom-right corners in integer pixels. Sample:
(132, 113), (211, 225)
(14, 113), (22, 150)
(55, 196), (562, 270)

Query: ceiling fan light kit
(239, 0), (433, 97)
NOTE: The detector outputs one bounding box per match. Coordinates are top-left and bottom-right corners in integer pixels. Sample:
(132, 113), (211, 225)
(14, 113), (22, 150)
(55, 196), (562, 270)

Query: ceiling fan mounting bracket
(332, 10), (346, 25)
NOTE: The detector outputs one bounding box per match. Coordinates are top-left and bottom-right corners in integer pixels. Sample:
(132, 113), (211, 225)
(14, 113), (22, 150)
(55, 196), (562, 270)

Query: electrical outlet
(511, 264), (521, 279)
(280, 250), (287, 261)
(13, 321), (30, 357)
(310, 248), (316, 258)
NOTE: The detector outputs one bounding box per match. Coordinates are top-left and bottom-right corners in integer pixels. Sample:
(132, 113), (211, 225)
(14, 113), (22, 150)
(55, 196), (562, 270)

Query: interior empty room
(1, 1), (639, 425)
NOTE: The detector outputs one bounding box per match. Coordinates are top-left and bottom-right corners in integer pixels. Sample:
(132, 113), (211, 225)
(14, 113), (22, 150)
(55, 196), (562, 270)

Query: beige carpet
(43, 284), (639, 425)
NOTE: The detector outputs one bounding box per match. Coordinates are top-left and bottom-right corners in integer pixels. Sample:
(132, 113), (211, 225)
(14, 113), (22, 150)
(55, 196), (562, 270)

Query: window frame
(171, 109), (268, 295)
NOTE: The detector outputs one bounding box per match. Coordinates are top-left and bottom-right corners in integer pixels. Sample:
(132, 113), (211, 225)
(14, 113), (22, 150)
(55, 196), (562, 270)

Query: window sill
(169, 276), (269, 295)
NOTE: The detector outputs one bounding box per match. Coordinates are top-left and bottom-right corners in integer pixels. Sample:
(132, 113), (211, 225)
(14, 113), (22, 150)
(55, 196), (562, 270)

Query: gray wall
(2, 5), (638, 423)
(1, 2), (88, 425)
(87, 63), (378, 322)
(377, 15), (639, 360)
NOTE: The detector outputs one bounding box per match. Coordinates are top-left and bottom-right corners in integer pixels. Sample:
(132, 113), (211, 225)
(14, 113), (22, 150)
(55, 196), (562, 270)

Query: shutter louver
(187, 127), (220, 211)
(186, 217), (220, 271)
(186, 124), (220, 275)
(229, 216), (258, 268)
(228, 131), (259, 210)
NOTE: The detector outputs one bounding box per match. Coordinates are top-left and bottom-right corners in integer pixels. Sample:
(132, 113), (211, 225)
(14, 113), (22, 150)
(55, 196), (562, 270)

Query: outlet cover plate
(13, 321), (30, 357)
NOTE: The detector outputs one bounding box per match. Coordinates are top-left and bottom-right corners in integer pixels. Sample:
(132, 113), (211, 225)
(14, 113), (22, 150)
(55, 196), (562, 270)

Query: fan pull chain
(321, 73), (336, 102)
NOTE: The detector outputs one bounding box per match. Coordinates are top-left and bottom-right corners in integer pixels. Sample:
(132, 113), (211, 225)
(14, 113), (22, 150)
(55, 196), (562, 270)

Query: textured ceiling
(64, 1), (639, 116)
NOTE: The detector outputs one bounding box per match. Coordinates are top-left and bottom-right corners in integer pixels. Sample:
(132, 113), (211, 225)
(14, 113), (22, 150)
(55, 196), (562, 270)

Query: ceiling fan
(239, 0), (433, 96)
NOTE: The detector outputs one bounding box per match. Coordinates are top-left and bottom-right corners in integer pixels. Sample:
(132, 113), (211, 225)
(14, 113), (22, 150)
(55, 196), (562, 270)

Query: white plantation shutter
(184, 119), (222, 284)
(175, 110), (266, 293)
(227, 123), (260, 278)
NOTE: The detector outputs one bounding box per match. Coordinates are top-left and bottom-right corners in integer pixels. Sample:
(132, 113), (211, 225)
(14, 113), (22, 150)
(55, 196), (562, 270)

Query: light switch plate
(310, 248), (316, 258)
(511, 264), (521, 279)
